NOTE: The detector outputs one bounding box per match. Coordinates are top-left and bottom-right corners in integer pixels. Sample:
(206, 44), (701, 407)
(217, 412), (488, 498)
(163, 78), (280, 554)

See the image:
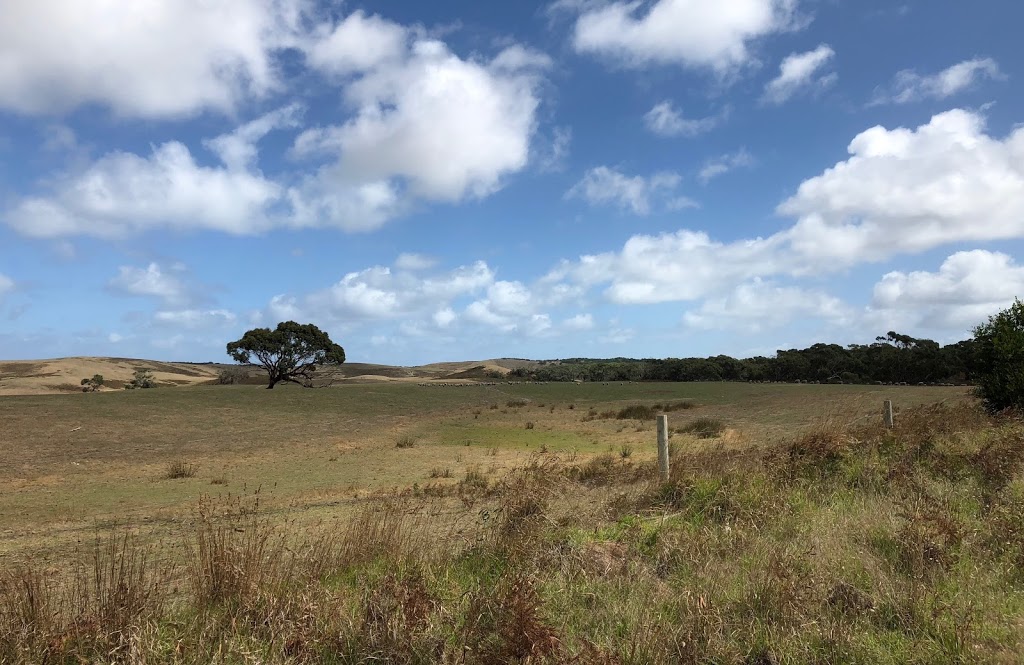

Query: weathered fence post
(656, 414), (670, 482)
(883, 400), (894, 429)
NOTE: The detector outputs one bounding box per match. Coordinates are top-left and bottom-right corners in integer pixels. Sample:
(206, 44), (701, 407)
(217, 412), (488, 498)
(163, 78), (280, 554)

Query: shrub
(80, 374), (104, 392)
(677, 417), (726, 439)
(525, 421), (534, 430)
(616, 404), (655, 420)
(396, 435), (417, 449)
(973, 298), (1024, 412)
(216, 367), (247, 385)
(619, 444), (633, 459)
(506, 399), (529, 408)
(165, 461), (196, 479)
(124, 369), (156, 390)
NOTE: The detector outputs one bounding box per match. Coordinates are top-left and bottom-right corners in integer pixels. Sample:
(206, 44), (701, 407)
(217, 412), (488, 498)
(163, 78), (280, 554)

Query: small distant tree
(124, 369), (156, 390)
(226, 321), (345, 389)
(973, 299), (1024, 412)
(80, 374), (104, 392)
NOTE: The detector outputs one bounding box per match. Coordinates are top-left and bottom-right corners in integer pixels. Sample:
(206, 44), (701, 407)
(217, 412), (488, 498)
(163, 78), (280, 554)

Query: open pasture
(0, 381), (965, 563)
(5, 380), (1023, 664)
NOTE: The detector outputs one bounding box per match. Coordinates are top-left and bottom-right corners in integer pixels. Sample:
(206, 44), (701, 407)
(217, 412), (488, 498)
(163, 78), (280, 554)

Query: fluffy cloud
(870, 58), (1004, 105)
(0, 0), (305, 117)
(684, 279), (850, 332)
(204, 104), (303, 171)
(153, 309), (238, 330)
(464, 280), (550, 335)
(108, 263), (190, 305)
(779, 109), (1024, 267)
(304, 10), (408, 76)
(264, 258), (586, 342)
(553, 230), (786, 305)
(870, 251), (1024, 330)
(0, 274), (13, 298)
(289, 32), (549, 231)
(644, 102), (721, 137)
(563, 314), (595, 331)
(762, 44), (836, 105)
(566, 167), (695, 214)
(699, 149), (754, 184)
(4, 19), (549, 238)
(546, 109), (1024, 327)
(567, 0), (799, 71)
(290, 261), (495, 323)
(5, 135), (284, 238)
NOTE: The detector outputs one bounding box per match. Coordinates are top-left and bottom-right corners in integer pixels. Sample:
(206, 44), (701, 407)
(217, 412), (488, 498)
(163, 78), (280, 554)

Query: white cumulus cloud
(762, 44), (836, 105)
(289, 32), (549, 231)
(0, 0), (306, 117)
(779, 109), (1024, 268)
(108, 263), (190, 305)
(684, 279), (850, 332)
(567, 0), (799, 71)
(870, 250), (1024, 330)
(153, 309), (238, 330)
(3, 17), (550, 238)
(5, 124), (287, 238)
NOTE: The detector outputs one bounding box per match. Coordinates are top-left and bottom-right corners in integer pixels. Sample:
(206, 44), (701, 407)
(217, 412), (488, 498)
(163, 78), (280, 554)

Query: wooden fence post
(656, 415), (670, 482)
(883, 400), (894, 429)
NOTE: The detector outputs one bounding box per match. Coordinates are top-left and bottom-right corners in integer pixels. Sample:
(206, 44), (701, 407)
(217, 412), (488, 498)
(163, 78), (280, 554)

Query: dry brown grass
(6, 382), (1013, 663)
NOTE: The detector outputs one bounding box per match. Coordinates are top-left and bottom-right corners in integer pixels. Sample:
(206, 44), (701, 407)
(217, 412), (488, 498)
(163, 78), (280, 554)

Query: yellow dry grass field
(0, 378), (964, 565)
(0, 356), (523, 396)
(5, 374), (1023, 664)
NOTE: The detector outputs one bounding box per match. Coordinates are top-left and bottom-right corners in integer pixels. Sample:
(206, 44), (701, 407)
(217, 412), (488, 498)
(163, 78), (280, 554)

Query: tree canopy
(507, 331), (981, 386)
(227, 321), (345, 389)
(973, 299), (1024, 412)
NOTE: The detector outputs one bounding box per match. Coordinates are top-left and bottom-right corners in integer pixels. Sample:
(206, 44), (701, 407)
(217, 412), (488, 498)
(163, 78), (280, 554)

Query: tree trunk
(267, 376), (278, 389)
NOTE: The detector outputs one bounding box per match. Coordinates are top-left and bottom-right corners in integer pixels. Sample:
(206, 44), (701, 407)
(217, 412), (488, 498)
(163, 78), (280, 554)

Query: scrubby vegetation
(2, 399), (1022, 663)
(973, 298), (1024, 412)
(511, 331), (981, 385)
(123, 369), (156, 390)
(79, 374), (104, 392)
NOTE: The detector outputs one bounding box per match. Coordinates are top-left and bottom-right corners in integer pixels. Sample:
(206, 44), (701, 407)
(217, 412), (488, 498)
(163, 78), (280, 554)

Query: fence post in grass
(656, 414), (670, 482)
(883, 400), (894, 429)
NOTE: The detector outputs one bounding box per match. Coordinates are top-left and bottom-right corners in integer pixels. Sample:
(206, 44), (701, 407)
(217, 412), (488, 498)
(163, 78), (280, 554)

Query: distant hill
(0, 357), (542, 395)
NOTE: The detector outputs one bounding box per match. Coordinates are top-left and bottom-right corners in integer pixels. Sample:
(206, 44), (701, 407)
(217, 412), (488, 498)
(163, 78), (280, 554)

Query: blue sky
(1, 0), (1023, 365)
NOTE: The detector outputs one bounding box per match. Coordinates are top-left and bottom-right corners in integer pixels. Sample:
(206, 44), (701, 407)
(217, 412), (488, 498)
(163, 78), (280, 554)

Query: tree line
(507, 331), (982, 385)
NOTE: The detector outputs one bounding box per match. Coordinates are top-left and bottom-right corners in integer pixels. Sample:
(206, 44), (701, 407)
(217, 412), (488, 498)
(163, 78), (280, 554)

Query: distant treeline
(509, 332), (981, 385)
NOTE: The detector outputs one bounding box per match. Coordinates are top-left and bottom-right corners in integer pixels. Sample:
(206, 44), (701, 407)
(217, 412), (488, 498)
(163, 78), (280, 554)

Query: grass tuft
(676, 417), (726, 439)
(164, 460), (196, 479)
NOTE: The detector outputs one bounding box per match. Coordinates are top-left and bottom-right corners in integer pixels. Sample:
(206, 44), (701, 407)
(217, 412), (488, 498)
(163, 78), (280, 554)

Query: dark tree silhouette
(227, 321), (345, 389)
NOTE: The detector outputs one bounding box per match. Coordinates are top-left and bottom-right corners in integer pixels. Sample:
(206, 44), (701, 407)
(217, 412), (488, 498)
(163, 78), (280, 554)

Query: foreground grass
(3, 399), (1023, 663)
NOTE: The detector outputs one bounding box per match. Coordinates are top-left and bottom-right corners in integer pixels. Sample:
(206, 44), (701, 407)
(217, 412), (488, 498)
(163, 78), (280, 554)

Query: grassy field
(0, 382), (958, 561)
(6, 380), (1024, 663)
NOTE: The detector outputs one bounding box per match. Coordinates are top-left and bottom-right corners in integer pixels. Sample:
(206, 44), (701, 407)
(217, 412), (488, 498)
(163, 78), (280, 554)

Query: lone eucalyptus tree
(227, 321), (345, 389)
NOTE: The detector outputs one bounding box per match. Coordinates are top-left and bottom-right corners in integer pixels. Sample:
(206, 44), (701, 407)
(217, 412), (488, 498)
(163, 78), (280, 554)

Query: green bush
(973, 299), (1024, 412)
(124, 369), (156, 390)
(80, 374), (104, 392)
